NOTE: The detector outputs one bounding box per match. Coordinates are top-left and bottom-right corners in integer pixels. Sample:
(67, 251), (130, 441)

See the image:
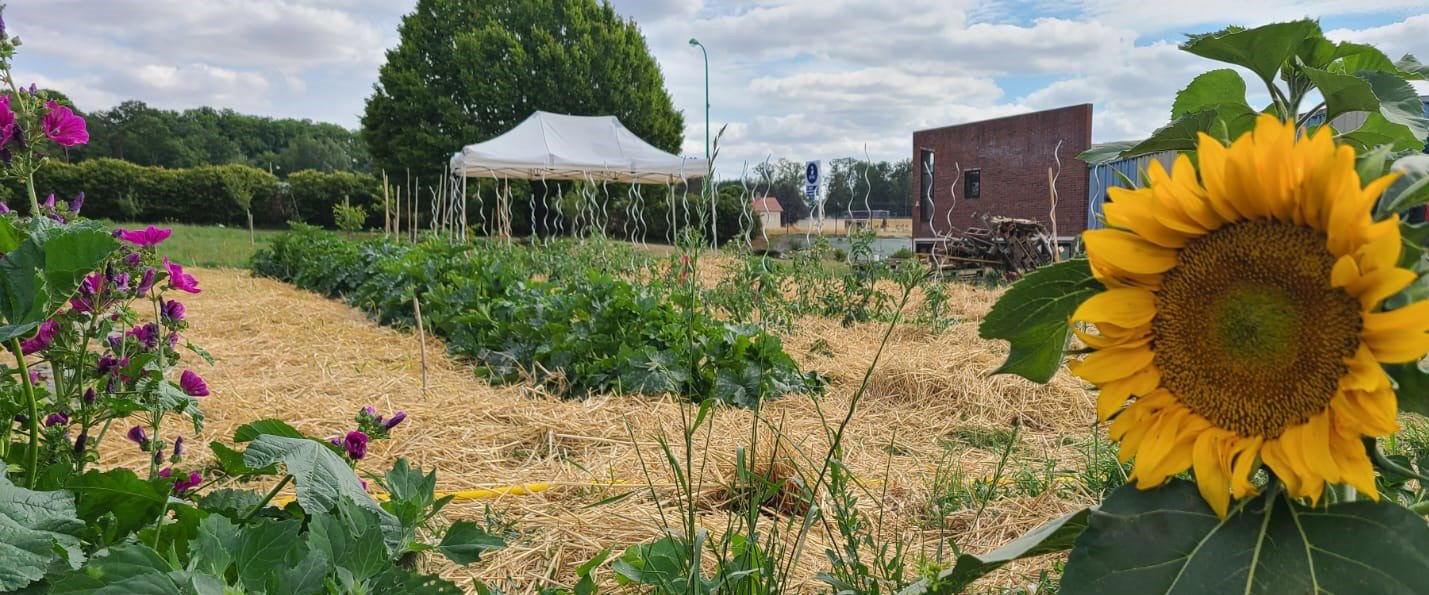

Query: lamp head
(688, 38), (699, 46)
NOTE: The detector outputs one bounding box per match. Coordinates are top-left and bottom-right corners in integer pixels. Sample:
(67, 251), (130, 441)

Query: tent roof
(450, 111), (709, 184)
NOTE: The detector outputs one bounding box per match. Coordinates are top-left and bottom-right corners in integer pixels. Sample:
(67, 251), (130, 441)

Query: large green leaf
(232, 418), (308, 442)
(1341, 112), (1427, 153)
(48, 543), (174, 595)
(67, 469), (167, 546)
(1078, 141), (1139, 166)
(1377, 154), (1429, 218)
(979, 258), (1103, 383)
(189, 514), (240, 577)
(1060, 480), (1429, 594)
(232, 518), (302, 590)
(897, 507), (1090, 595)
(0, 217), (20, 253)
(0, 474), (86, 591)
(1171, 69), (1248, 119)
(1181, 20), (1320, 86)
(41, 225), (119, 302)
(1395, 53), (1429, 79)
(0, 233), (50, 339)
(243, 434), (369, 514)
(437, 520), (507, 564)
(1360, 69), (1429, 145)
(1301, 65), (1380, 125)
(308, 499), (387, 583)
(367, 565), (465, 595)
(1125, 106), (1255, 157)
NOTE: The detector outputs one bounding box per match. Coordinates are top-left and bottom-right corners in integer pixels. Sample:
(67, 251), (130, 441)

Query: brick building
(910, 104), (1092, 252)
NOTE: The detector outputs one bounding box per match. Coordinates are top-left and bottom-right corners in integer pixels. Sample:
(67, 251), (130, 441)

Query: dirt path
(170, 267), (1097, 593)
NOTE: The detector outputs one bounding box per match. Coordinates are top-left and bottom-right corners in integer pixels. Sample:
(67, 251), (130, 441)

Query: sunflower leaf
(1376, 153), (1429, 219)
(1386, 361), (1429, 417)
(1171, 69), (1248, 119)
(979, 258), (1103, 383)
(896, 507), (1090, 595)
(1180, 20), (1320, 88)
(1059, 480), (1429, 595)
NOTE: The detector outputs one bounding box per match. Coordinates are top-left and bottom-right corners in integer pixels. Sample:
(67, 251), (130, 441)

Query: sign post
(804, 160), (820, 199)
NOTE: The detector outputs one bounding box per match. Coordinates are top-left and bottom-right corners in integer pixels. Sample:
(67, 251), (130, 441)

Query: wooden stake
(247, 210), (255, 247)
(382, 170), (391, 238)
(413, 296), (428, 396)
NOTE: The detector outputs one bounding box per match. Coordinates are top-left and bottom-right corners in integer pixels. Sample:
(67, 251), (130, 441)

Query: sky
(7, 0), (1429, 170)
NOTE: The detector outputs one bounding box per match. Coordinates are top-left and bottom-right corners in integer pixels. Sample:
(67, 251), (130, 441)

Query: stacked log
(926, 216), (1056, 275)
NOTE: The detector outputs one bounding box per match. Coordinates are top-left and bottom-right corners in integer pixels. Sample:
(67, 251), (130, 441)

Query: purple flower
(343, 431), (368, 460)
(97, 354), (122, 375)
(127, 425), (148, 448)
(28, 370), (44, 385)
(118, 226), (172, 247)
(137, 267), (156, 294)
(70, 192), (84, 213)
(20, 319), (58, 355)
(124, 252), (142, 267)
(74, 432), (87, 455)
(166, 332), (179, 349)
(112, 272), (130, 293)
(127, 323), (160, 349)
(43, 412), (68, 427)
(43, 194), (55, 209)
(329, 435), (342, 447)
(158, 467), (172, 478)
(42, 100), (88, 147)
(0, 96), (14, 152)
(173, 471), (202, 493)
(83, 388), (95, 404)
(179, 370), (209, 397)
(0, 202), (8, 214)
(173, 436), (184, 458)
(362, 406), (376, 416)
(163, 258), (201, 294)
(161, 299), (185, 322)
(383, 411), (406, 430)
(27, 84), (35, 96)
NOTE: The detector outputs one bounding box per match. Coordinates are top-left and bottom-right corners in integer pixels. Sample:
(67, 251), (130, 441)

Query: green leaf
(49, 544), (175, 595)
(1060, 480), (1429, 595)
(1340, 112), (1427, 153)
(276, 547), (330, 595)
(242, 434), (368, 514)
(1180, 20), (1320, 86)
(189, 514), (240, 577)
(67, 469), (167, 545)
(979, 258), (1103, 383)
(1077, 141), (1138, 166)
(1361, 69), (1429, 144)
(1395, 53), (1429, 79)
(1171, 69), (1248, 119)
(1377, 154), (1429, 218)
(368, 566), (465, 595)
(0, 474), (86, 591)
(1333, 42), (1399, 74)
(42, 226), (120, 301)
(233, 418), (308, 442)
(308, 502), (386, 583)
(383, 457), (436, 528)
(0, 217), (20, 253)
(1125, 106), (1255, 157)
(232, 519), (302, 591)
(1387, 360), (1429, 417)
(0, 235), (50, 338)
(207, 442), (279, 477)
(896, 507), (1090, 595)
(437, 520), (507, 564)
(1301, 65), (1381, 125)
(197, 488), (268, 518)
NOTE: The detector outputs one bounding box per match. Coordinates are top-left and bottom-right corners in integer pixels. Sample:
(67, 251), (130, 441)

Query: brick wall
(910, 104), (1092, 244)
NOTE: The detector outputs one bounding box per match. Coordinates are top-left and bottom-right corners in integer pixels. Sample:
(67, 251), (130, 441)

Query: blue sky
(7, 0), (1428, 169)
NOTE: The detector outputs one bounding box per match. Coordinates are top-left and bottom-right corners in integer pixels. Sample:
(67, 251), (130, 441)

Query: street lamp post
(689, 37), (713, 249)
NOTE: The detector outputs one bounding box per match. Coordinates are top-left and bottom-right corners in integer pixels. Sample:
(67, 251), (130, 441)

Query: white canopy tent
(443, 111), (710, 242)
(449, 111), (709, 183)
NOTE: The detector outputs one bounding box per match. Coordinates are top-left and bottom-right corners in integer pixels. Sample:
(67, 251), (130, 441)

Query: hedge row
(1, 158), (383, 227)
(250, 226), (822, 405)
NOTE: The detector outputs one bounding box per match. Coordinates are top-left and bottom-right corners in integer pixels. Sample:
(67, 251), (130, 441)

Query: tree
(362, 0), (684, 186)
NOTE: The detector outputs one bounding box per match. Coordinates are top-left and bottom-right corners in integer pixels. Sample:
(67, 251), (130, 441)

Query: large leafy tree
(362, 0), (685, 181)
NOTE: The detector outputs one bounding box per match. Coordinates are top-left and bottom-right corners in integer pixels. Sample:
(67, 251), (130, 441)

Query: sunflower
(1071, 114), (1429, 516)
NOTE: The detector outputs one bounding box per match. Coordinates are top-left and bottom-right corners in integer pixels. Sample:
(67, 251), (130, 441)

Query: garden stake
(414, 295), (428, 397)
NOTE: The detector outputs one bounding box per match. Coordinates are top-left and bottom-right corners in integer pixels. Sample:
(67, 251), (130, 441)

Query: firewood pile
(927, 216), (1057, 275)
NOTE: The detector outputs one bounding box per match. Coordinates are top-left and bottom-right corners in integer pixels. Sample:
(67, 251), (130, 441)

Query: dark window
(919, 149), (934, 223)
(965, 169), (981, 199)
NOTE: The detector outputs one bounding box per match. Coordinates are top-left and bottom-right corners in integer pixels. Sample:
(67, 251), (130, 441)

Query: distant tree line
(68, 100), (370, 174)
(745, 157), (913, 226)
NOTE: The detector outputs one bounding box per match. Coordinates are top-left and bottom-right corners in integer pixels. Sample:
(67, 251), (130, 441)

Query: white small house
(753, 195), (783, 230)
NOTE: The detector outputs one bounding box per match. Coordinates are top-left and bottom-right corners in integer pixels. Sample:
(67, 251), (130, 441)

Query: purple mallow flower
(343, 431), (367, 460)
(362, 406), (376, 416)
(179, 370), (209, 397)
(42, 100), (88, 147)
(162, 299), (185, 322)
(43, 412), (68, 427)
(43, 194), (54, 208)
(384, 411), (406, 430)
(0, 96), (14, 152)
(173, 471), (202, 493)
(173, 436), (184, 458)
(83, 388), (95, 404)
(118, 226), (172, 247)
(127, 323), (160, 349)
(70, 192), (83, 213)
(163, 258), (201, 293)
(127, 425), (148, 448)
(124, 252), (142, 267)
(20, 319), (58, 355)
(137, 267), (156, 294)
(0, 202), (8, 214)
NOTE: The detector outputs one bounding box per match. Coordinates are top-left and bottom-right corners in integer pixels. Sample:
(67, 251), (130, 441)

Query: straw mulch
(161, 266), (1099, 594)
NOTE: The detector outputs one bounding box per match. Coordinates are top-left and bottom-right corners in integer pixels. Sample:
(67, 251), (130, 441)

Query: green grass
(116, 222), (285, 268)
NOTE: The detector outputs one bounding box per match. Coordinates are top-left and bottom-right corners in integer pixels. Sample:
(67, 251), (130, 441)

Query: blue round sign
(805, 162), (819, 185)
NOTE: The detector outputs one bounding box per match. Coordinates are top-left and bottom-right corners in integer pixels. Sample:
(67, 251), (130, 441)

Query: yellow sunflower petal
(1362, 300), (1429, 362)
(1346, 267), (1416, 310)
(1096, 366), (1160, 420)
(1069, 345), (1155, 384)
(1084, 229), (1178, 274)
(1193, 432), (1231, 517)
(1070, 288), (1157, 328)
